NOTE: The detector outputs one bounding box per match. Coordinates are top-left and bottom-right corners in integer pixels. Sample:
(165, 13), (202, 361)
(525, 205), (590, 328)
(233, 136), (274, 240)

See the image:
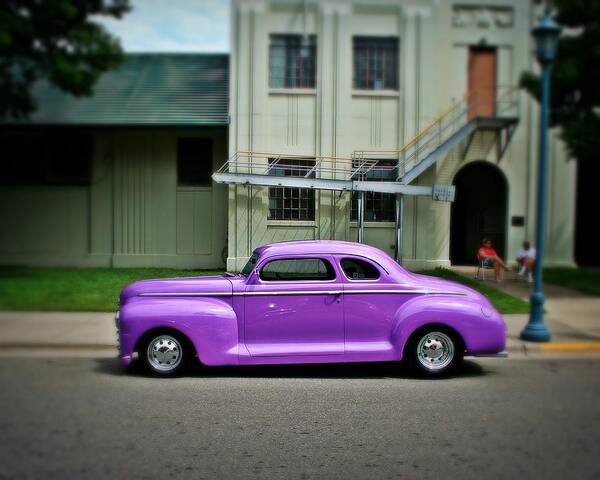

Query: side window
(340, 258), (380, 280)
(260, 258), (335, 281)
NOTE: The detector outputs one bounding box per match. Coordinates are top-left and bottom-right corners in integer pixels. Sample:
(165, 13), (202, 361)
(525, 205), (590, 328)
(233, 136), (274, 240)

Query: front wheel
(140, 333), (189, 376)
(406, 328), (463, 377)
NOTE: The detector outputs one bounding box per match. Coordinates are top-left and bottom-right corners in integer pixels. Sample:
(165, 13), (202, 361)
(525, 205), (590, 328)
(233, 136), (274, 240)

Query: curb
(0, 342), (116, 351)
(506, 341), (600, 354)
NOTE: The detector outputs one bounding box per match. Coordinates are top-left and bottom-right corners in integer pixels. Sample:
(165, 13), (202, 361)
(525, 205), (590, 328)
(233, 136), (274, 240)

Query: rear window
(260, 258), (335, 281)
(340, 258), (380, 280)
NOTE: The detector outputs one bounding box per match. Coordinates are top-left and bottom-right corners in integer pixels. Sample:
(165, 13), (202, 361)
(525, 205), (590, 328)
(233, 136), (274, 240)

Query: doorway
(450, 161), (508, 264)
(468, 46), (497, 119)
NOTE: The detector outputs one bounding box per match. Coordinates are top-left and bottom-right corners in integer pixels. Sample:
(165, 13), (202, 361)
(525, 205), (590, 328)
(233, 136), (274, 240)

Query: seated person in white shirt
(516, 240), (536, 283)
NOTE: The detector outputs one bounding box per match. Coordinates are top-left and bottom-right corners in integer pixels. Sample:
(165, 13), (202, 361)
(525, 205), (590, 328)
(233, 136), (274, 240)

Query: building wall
(0, 127), (228, 269)
(228, 0), (577, 270)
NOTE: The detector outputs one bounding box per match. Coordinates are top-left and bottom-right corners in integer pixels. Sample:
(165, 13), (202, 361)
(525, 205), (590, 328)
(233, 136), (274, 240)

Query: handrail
(353, 91), (471, 158)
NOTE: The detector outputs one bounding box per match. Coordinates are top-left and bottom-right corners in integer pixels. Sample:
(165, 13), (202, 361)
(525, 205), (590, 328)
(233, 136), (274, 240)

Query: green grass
(0, 267), (224, 312)
(544, 267), (600, 296)
(416, 267), (530, 314)
(0, 265), (532, 314)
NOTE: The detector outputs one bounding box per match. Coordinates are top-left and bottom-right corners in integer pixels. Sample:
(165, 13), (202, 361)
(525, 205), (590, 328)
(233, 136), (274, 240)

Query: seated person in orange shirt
(477, 238), (509, 282)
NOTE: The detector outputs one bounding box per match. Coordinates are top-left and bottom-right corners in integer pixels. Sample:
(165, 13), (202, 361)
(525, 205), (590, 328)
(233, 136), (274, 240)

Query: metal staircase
(352, 86), (520, 185)
(213, 86), (519, 196)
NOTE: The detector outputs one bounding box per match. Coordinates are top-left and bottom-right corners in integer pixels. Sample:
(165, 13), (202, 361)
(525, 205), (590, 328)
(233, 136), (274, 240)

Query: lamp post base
(520, 292), (552, 342)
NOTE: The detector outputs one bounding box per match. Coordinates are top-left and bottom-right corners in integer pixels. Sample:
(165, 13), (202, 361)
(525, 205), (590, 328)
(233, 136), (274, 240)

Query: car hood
(120, 275), (232, 304)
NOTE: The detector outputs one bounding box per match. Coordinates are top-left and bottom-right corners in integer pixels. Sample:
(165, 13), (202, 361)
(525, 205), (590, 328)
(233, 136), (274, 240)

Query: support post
(394, 194), (404, 264)
(357, 191), (365, 243)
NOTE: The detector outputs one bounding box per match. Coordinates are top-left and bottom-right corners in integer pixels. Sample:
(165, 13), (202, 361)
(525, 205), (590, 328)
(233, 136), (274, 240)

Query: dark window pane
(177, 138), (213, 186)
(353, 36), (399, 90)
(0, 129), (91, 185)
(260, 258), (335, 281)
(269, 34), (316, 89)
(340, 258), (380, 280)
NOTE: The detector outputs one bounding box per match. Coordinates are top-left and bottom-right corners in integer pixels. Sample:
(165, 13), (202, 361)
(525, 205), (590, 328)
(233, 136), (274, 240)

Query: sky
(98, 0), (229, 53)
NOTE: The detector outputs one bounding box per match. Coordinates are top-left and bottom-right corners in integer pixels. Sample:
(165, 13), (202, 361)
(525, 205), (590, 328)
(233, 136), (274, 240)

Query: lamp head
(532, 10), (562, 64)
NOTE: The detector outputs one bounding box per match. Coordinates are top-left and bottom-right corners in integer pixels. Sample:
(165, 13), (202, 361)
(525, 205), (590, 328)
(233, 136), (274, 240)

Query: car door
(338, 255), (411, 361)
(244, 255), (344, 356)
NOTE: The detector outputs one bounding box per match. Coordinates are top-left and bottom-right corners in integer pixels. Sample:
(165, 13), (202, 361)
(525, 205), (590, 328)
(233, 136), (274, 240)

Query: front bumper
(115, 310), (133, 366)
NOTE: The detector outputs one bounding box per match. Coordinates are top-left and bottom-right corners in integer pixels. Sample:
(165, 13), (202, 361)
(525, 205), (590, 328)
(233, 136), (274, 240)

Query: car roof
(254, 240), (398, 270)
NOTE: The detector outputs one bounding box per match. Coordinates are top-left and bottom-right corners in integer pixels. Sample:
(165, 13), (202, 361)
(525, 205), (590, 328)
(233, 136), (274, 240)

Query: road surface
(1, 356), (599, 479)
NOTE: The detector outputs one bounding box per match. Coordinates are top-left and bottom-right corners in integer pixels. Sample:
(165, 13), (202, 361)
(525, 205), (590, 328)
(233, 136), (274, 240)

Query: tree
(0, 0), (130, 119)
(520, 0), (600, 163)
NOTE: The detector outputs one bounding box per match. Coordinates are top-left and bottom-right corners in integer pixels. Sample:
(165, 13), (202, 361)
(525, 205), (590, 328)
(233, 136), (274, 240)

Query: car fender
(390, 294), (505, 358)
(119, 296), (239, 366)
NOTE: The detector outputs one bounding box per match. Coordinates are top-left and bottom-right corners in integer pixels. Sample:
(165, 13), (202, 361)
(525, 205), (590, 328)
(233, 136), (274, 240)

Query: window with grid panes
(268, 158), (316, 221)
(269, 34), (316, 89)
(351, 159), (397, 222)
(353, 36), (399, 90)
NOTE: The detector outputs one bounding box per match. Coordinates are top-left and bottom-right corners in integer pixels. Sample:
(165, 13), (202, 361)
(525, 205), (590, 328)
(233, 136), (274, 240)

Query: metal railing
(216, 86), (520, 183)
(352, 86), (520, 180)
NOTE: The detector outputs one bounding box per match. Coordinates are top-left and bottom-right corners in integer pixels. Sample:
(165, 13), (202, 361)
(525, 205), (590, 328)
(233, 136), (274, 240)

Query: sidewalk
(452, 265), (600, 353)
(0, 311), (116, 357)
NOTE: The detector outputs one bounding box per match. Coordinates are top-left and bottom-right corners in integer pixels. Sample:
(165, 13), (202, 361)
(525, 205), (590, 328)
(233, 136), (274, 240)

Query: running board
(471, 351), (509, 358)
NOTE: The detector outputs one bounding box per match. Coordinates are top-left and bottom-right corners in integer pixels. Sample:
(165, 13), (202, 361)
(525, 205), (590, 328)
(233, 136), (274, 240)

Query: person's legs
(492, 255), (510, 271)
(517, 257), (526, 275)
(524, 257), (535, 283)
(493, 259), (502, 282)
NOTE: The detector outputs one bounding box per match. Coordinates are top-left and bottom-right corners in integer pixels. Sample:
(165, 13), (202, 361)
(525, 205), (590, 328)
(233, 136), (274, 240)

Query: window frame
(267, 158), (316, 221)
(257, 256), (337, 283)
(268, 33), (317, 89)
(339, 257), (382, 282)
(352, 36), (400, 91)
(351, 159), (397, 222)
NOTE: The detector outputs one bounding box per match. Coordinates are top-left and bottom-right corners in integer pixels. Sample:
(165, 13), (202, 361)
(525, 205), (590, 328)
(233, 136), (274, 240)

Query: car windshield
(240, 251), (260, 276)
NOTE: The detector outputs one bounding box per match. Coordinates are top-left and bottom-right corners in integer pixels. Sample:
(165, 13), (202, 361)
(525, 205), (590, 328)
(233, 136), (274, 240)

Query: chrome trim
(241, 290), (344, 296)
(139, 292), (233, 297)
(341, 289), (465, 295)
(138, 289), (466, 297)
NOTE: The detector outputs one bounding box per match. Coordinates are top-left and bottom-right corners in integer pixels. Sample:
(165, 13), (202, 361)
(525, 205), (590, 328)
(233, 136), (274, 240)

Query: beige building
(225, 0), (577, 271)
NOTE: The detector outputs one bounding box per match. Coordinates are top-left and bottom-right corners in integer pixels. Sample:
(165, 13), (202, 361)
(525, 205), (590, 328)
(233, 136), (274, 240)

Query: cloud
(97, 0), (229, 52)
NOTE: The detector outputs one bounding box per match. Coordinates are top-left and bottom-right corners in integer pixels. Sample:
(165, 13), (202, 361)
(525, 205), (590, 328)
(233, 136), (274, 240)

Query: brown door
(468, 47), (497, 119)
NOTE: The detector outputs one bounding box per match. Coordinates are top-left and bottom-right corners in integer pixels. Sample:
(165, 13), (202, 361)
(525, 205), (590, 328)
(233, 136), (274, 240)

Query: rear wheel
(140, 333), (189, 376)
(406, 328), (463, 377)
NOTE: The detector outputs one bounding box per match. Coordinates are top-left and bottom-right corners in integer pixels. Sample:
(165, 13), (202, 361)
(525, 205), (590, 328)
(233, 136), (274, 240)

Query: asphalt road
(1, 356), (599, 480)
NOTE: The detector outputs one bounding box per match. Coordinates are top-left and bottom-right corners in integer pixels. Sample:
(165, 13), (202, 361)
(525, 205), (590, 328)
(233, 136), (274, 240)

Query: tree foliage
(521, 0), (600, 162)
(0, 0), (130, 119)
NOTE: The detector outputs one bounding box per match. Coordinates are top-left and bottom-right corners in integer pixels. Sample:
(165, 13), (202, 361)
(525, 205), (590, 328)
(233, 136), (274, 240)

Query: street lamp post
(521, 9), (561, 342)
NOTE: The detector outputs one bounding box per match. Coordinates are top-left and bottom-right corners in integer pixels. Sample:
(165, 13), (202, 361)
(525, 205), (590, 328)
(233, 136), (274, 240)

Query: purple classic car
(117, 240), (506, 377)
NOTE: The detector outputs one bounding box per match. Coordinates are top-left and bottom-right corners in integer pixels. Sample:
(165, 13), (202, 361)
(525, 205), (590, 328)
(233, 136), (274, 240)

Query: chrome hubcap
(147, 335), (182, 372)
(416, 331), (455, 371)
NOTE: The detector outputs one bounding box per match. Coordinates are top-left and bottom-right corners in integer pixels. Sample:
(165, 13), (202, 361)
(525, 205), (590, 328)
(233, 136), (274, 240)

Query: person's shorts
(482, 257), (494, 267)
